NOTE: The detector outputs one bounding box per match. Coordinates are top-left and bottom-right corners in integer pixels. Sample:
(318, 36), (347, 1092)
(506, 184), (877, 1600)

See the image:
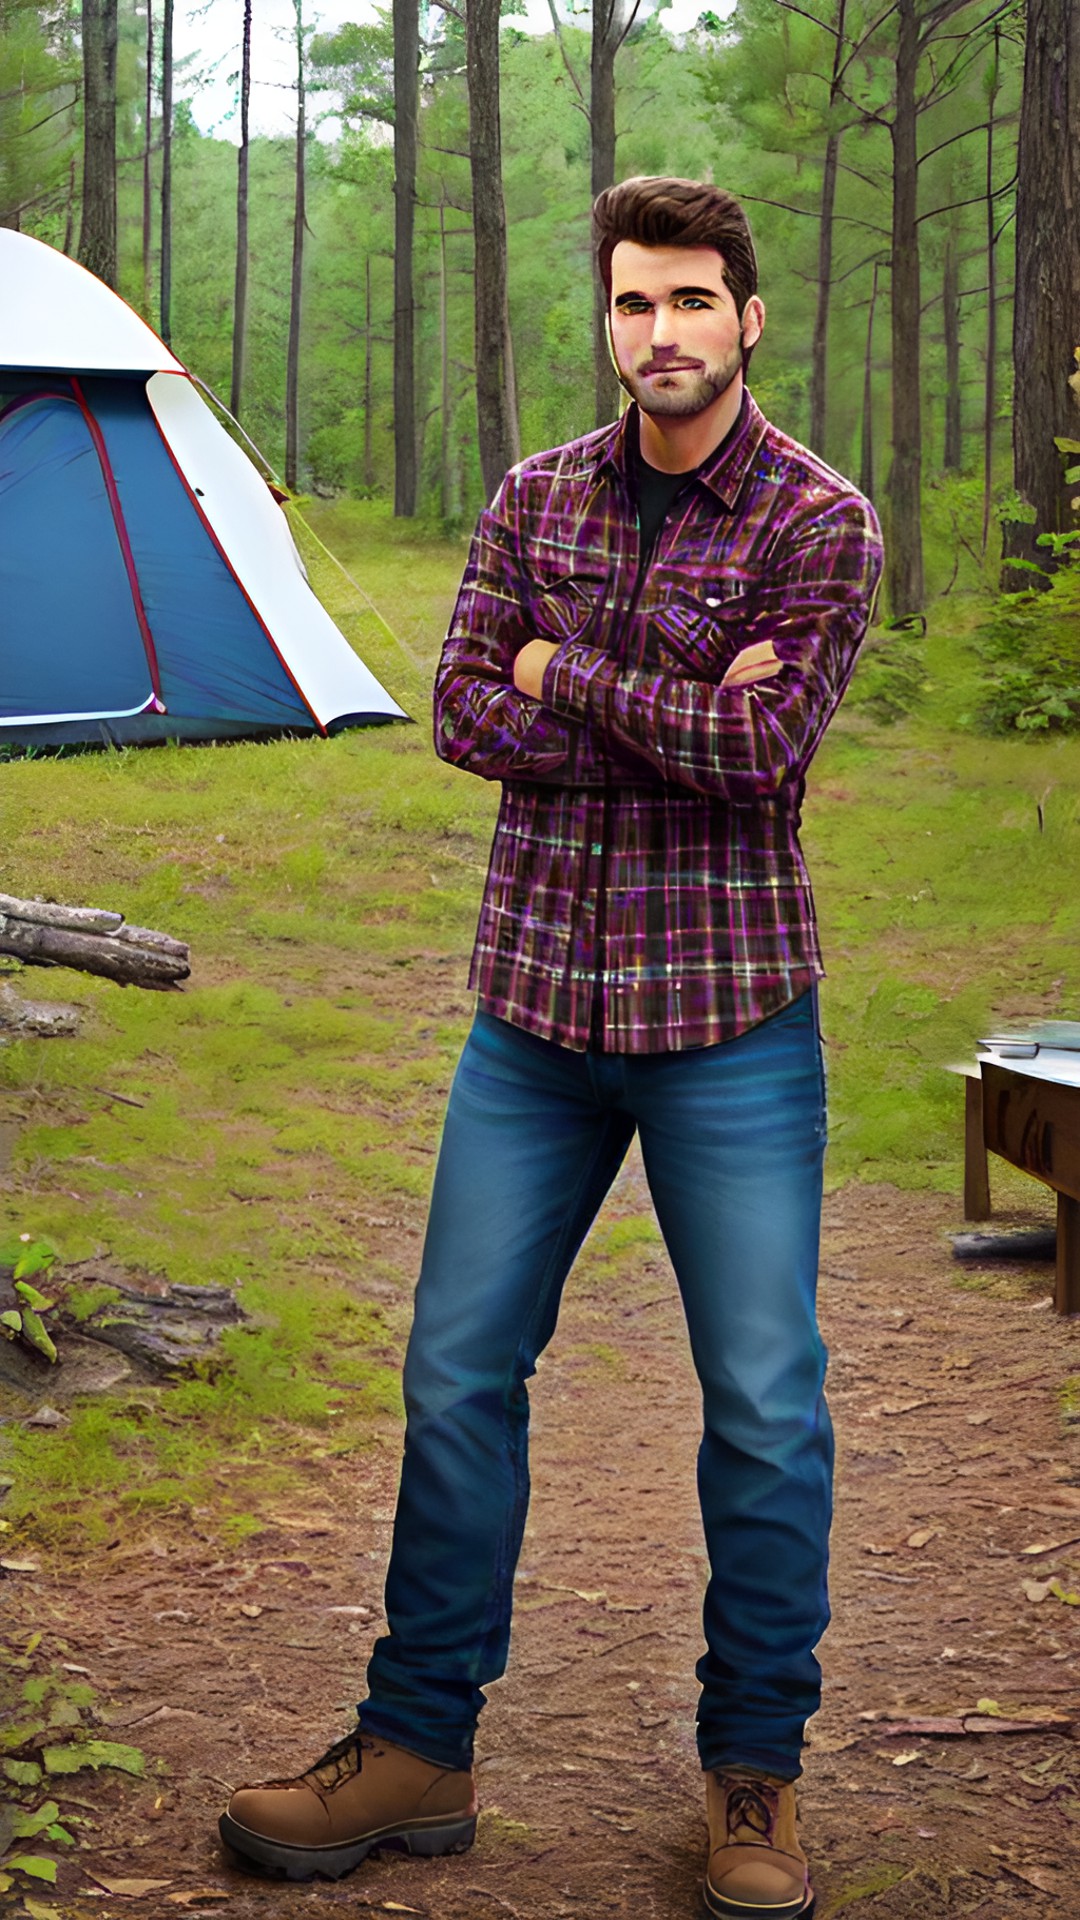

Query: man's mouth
(641, 361), (701, 376)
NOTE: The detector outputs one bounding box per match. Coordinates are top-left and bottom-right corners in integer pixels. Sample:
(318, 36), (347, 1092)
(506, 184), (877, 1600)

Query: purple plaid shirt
(434, 390), (883, 1053)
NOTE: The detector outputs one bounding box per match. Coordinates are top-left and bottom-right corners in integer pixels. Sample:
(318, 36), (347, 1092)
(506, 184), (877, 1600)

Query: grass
(2, 498), (1079, 1542)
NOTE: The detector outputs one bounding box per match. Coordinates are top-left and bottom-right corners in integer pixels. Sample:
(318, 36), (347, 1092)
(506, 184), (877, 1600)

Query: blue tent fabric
(0, 374), (320, 747)
(0, 392), (155, 722)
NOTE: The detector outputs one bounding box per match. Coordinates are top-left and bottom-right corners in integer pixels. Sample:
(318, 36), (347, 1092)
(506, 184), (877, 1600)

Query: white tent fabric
(1, 229), (184, 375)
(0, 230), (407, 735)
(147, 372), (404, 729)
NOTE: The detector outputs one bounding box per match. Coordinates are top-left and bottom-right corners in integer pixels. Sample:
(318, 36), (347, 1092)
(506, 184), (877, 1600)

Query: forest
(3, 0), (1079, 670)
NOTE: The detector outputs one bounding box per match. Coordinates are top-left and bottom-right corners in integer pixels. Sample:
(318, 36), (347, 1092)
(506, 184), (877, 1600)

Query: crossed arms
(434, 471), (883, 804)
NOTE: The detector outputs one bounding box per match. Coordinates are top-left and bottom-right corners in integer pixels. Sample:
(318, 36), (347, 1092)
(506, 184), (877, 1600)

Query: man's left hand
(513, 639), (560, 699)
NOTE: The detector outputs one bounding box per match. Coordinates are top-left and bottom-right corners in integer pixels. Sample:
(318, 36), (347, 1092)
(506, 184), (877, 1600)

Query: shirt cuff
(542, 640), (612, 723)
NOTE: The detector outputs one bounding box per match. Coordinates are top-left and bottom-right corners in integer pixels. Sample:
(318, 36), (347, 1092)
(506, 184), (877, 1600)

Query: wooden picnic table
(961, 1048), (1080, 1316)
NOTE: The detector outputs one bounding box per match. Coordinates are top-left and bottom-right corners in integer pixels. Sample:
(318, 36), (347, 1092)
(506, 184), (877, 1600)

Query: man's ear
(741, 295), (765, 350)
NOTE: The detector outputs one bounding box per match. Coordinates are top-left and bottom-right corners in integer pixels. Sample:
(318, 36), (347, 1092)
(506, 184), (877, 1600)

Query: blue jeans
(360, 993), (832, 1779)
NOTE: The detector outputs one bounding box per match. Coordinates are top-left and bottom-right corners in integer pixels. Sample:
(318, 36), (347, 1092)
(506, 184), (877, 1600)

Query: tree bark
(808, 0), (848, 458)
(591, 1), (623, 427)
(78, 0), (119, 287)
(285, 0), (306, 492)
(860, 261), (879, 502)
(230, 0), (253, 421)
(392, 0), (418, 516)
(981, 25), (1001, 553)
(467, 0), (520, 500)
(885, 0), (925, 617)
(160, 0), (173, 342)
(942, 228), (962, 472)
(1003, 0), (1080, 581)
(364, 252), (375, 491)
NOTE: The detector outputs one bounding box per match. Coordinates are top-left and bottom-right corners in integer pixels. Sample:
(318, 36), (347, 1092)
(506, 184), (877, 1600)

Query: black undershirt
(628, 407), (740, 561)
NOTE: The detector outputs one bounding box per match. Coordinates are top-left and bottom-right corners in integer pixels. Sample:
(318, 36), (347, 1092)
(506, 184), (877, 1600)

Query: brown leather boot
(219, 1727), (477, 1881)
(704, 1768), (814, 1917)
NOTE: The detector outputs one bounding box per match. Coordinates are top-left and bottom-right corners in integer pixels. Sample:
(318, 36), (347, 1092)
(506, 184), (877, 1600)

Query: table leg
(964, 1075), (991, 1221)
(1056, 1193), (1080, 1316)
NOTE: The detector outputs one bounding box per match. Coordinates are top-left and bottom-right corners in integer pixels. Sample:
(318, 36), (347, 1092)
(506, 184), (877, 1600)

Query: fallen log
(0, 1259), (249, 1396)
(0, 983), (81, 1037)
(0, 892), (189, 991)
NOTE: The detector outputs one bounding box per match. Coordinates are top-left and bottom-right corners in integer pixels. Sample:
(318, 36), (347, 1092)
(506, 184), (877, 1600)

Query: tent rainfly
(0, 230), (407, 748)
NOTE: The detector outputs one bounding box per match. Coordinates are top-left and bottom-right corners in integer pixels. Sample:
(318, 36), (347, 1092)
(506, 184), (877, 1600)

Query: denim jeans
(360, 992), (832, 1779)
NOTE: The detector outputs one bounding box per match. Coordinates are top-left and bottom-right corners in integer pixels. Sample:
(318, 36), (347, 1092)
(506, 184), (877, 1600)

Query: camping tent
(0, 230), (407, 748)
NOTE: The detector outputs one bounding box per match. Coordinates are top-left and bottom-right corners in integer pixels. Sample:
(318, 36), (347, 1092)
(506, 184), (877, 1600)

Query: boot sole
(703, 1881), (815, 1919)
(219, 1809), (477, 1881)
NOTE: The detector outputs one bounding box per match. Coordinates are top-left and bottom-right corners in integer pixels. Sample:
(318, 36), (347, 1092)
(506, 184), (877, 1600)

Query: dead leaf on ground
(1023, 1578), (1052, 1603)
(1020, 1534), (1080, 1557)
(1004, 1863), (1073, 1896)
(905, 1528), (939, 1548)
(87, 1875), (175, 1896)
(878, 1399), (932, 1416)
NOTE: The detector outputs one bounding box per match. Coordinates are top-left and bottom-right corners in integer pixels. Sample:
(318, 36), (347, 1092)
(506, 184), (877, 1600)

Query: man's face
(609, 240), (763, 419)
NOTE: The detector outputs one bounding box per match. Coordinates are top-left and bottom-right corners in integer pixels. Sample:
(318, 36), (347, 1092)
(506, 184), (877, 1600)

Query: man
(220, 177), (883, 1919)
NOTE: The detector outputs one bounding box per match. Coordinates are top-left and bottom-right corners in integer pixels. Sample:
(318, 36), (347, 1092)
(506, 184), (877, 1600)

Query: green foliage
(845, 624), (928, 725)
(969, 540), (1080, 735)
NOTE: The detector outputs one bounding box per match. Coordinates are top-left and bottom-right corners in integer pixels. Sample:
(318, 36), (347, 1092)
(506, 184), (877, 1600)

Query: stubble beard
(622, 345), (743, 419)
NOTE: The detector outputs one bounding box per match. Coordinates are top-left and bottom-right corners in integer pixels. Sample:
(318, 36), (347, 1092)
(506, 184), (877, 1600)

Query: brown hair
(593, 176), (760, 368)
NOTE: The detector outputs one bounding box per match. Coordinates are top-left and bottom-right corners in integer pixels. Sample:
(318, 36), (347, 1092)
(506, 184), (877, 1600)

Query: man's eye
(678, 297), (709, 309)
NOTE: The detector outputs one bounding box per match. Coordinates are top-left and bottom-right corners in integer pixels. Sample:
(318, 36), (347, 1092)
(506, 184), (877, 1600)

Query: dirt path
(5, 1173), (1080, 1920)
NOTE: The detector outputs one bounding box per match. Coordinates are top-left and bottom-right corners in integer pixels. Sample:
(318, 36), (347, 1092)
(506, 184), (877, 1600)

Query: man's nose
(650, 304), (680, 350)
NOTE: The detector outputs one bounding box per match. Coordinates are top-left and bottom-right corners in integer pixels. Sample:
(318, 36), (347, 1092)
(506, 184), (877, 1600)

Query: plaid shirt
(434, 390), (883, 1053)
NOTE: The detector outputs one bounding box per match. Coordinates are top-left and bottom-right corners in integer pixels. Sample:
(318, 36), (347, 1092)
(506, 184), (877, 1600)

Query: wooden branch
(0, 893), (190, 991)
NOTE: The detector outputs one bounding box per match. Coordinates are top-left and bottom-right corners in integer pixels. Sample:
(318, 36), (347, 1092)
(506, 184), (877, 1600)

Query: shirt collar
(596, 387), (769, 512)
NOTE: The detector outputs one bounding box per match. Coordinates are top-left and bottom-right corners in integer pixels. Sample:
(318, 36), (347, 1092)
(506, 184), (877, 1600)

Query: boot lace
(258, 1728), (372, 1796)
(305, 1728), (376, 1794)
(723, 1778), (778, 1845)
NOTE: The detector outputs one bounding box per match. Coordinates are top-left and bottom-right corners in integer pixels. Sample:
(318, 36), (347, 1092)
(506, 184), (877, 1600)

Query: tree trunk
(981, 25), (1000, 553)
(364, 252), (374, 491)
(808, 129), (841, 457)
(78, 0), (119, 287)
(860, 261), (879, 502)
(141, 0), (154, 316)
(884, 0), (924, 617)
(439, 199), (452, 522)
(808, 0), (848, 458)
(467, 0), (520, 500)
(942, 229), (962, 472)
(63, 154), (76, 256)
(591, 1), (622, 427)
(1003, 0), (1079, 582)
(392, 0), (418, 516)
(160, 0), (173, 342)
(285, 0), (306, 492)
(230, 0), (253, 421)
